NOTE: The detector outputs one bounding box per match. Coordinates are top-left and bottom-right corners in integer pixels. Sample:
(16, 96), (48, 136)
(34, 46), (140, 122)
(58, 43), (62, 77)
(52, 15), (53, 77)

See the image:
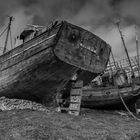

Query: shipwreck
(0, 17), (111, 106)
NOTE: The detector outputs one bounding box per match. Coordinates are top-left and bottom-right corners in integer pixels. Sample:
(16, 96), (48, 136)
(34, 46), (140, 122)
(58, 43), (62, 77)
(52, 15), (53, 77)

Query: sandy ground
(0, 108), (140, 140)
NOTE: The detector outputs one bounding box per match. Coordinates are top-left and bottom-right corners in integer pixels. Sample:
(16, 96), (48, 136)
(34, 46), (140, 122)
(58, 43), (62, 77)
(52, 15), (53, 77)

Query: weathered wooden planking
(54, 22), (111, 73)
(81, 85), (140, 110)
(69, 80), (83, 116)
(0, 21), (110, 105)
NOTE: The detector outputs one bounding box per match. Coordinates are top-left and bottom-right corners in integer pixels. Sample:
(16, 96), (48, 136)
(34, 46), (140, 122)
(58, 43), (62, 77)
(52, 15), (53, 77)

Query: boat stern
(54, 21), (111, 74)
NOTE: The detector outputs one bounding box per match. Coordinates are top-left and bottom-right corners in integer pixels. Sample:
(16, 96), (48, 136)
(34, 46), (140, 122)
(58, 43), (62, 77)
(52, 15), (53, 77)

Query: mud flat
(0, 108), (140, 140)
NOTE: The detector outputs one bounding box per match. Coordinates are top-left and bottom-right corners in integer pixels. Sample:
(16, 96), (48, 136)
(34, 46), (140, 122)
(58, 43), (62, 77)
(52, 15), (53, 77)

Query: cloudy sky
(0, 0), (140, 60)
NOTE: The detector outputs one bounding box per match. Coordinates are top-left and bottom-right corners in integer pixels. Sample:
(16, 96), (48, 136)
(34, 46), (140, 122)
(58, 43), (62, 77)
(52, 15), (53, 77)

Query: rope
(0, 26), (8, 38)
(111, 68), (140, 120)
(118, 89), (140, 121)
(9, 29), (13, 50)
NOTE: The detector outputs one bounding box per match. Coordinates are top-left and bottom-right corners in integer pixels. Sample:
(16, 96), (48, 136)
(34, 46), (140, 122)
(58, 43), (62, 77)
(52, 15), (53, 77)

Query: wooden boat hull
(82, 85), (140, 111)
(0, 21), (111, 105)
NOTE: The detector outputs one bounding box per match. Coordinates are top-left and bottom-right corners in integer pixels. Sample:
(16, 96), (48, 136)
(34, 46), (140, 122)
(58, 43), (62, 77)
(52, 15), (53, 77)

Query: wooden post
(68, 80), (83, 116)
(135, 25), (140, 78)
(116, 21), (135, 77)
(3, 16), (13, 54)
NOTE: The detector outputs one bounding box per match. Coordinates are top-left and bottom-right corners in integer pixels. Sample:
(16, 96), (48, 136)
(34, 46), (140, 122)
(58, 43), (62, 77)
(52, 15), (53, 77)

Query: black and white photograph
(0, 0), (140, 139)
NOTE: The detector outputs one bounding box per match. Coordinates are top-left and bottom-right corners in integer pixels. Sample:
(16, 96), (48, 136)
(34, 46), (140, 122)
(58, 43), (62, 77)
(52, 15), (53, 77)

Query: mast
(135, 25), (140, 77)
(116, 20), (134, 76)
(3, 16), (13, 54)
(110, 50), (117, 70)
(108, 58), (113, 73)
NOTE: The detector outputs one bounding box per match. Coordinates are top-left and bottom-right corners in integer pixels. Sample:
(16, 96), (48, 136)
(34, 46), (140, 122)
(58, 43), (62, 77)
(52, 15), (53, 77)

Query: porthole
(68, 33), (77, 43)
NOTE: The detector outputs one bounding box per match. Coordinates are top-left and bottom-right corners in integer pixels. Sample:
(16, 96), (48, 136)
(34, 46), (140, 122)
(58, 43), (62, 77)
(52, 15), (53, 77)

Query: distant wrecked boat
(0, 17), (110, 106)
(82, 70), (140, 111)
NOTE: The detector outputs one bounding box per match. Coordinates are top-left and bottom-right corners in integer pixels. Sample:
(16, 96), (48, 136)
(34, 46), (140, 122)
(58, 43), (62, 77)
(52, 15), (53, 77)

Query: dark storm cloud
(0, 0), (140, 26)
(0, 0), (20, 25)
(0, 0), (140, 59)
(0, 0), (115, 26)
(21, 0), (87, 25)
(20, 0), (39, 6)
(119, 0), (140, 26)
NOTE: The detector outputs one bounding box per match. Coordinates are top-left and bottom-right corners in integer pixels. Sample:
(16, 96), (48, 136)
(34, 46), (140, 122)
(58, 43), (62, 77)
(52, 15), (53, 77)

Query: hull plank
(0, 21), (111, 105)
(82, 85), (140, 110)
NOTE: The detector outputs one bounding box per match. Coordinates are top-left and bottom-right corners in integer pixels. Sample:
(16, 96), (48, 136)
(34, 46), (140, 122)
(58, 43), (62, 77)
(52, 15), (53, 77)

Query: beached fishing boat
(0, 17), (111, 105)
(82, 71), (140, 111)
(81, 22), (140, 111)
